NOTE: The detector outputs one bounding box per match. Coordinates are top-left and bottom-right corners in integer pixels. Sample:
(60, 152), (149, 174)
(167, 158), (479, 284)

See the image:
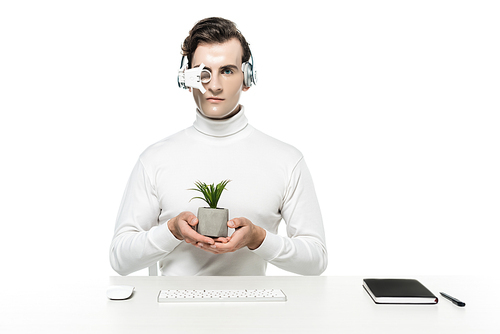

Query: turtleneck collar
(193, 105), (249, 137)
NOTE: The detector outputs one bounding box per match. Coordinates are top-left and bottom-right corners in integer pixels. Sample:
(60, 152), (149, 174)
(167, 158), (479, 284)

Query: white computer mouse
(106, 285), (135, 300)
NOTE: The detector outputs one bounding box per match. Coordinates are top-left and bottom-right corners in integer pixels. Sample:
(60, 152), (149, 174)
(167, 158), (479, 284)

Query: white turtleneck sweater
(110, 107), (327, 276)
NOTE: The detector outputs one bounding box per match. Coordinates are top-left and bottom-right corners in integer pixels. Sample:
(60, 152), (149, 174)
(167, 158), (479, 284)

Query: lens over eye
(200, 70), (211, 83)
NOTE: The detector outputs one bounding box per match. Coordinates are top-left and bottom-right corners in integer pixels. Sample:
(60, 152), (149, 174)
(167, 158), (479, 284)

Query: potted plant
(189, 180), (231, 238)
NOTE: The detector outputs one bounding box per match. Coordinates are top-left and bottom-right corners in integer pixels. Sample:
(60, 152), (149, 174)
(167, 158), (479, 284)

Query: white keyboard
(158, 289), (287, 303)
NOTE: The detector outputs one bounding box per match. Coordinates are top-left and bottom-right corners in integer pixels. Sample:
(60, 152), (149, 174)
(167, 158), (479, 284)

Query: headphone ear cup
(178, 56), (188, 89)
(242, 62), (253, 87)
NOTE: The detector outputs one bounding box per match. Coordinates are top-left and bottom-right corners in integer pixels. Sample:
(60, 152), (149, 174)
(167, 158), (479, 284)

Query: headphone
(177, 52), (257, 92)
(242, 52), (257, 87)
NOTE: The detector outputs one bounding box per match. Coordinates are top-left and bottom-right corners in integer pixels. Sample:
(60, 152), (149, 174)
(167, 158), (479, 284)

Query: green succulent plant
(189, 180), (231, 209)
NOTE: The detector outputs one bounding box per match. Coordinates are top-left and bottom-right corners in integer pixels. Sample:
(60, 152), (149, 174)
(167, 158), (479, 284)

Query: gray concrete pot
(196, 207), (229, 238)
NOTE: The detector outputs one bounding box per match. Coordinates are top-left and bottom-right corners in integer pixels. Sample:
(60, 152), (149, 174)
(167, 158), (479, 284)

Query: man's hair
(181, 17), (251, 68)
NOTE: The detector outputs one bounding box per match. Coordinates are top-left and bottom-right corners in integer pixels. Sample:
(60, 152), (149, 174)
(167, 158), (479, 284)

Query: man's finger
(212, 237), (230, 243)
(212, 232), (242, 252)
(228, 218), (248, 229)
(181, 213), (198, 227)
(181, 224), (214, 245)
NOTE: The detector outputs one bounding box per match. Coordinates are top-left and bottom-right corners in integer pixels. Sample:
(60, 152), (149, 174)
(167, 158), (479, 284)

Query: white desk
(1, 276), (499, 333)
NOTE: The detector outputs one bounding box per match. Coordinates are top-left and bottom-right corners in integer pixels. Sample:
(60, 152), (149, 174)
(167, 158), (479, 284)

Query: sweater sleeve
(109, 159), (182, 276)
(252, 157), (328, 275)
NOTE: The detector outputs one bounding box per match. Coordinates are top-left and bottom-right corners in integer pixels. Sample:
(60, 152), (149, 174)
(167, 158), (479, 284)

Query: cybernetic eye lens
(199, 69), (211, 84)
(178, 63), (212, 94)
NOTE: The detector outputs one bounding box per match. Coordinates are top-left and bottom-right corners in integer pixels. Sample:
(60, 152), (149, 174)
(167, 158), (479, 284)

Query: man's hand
(196, 217), (266, 254)
(167, 211), (216, 247)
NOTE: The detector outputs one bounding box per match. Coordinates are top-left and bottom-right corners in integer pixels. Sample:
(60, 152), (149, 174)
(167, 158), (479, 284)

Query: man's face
(191, 38), (249, 119)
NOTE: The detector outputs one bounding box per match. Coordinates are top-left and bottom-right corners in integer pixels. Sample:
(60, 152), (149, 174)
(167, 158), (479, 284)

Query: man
(110, 17), (327, 276)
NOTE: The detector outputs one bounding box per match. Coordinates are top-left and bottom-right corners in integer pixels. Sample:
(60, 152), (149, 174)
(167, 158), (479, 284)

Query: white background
(1, 1), (498, 283)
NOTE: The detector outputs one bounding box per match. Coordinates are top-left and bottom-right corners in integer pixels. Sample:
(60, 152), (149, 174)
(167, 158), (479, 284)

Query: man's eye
(222, 69), (233, 75)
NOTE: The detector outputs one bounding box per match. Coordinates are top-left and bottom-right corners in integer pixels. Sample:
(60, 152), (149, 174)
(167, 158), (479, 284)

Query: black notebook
(363, 278), (438, 304)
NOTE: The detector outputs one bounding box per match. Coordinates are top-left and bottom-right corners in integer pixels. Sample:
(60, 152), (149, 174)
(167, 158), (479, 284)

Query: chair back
(148, 263), (158, 276)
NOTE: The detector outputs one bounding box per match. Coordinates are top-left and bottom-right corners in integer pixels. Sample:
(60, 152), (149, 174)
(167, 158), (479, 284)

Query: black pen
(440, 292), (466, 307)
